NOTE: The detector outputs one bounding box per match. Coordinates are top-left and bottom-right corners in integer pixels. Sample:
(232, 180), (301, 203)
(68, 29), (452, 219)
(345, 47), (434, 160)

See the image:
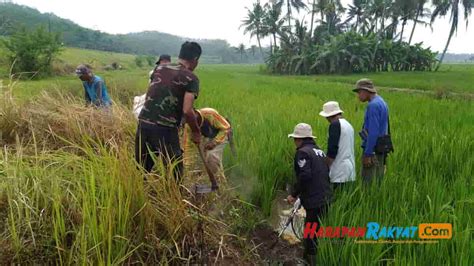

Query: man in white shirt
(319, 101), (356, 190)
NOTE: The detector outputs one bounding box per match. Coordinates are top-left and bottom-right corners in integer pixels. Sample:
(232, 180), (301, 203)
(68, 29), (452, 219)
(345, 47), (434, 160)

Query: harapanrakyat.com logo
(303, 222), (452, 244)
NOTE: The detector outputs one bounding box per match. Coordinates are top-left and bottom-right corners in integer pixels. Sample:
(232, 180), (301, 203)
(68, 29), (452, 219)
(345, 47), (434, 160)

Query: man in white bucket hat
(319, 101), (356, 191)
(286, 123), (332, 265)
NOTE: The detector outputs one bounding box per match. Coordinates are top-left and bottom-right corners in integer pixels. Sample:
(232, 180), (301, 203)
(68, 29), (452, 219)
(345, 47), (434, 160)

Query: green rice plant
(1, 63), (472, 264)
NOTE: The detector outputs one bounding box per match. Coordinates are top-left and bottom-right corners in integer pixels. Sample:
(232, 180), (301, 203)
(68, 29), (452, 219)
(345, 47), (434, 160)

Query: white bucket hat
(288, 123), (316, 139)
(319, 101), (344, 118)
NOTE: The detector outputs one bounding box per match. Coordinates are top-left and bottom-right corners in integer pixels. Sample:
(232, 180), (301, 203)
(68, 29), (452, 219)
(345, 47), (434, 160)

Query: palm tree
(396, 0), (416, 42)
(308, 0), (317, 38)
(345, 0), (369, 32)
(408, 0), (430, 45)
(235, 44), (246, 61)
(240, 1), (266, 56)
(274, 0), (307, 32)
(367, 0), (390, 34)
(263, 2), (284, 53)
(250, 45), (258, 57)
(431, 0), (472, 71)
(322, 0), (345, 34)
(314, 0), (329, 25)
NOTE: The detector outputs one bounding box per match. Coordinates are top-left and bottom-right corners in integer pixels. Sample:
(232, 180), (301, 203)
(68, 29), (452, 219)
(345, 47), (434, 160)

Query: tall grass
(195, 65), (473, 264)
(1, 64), (472, 264)
(0, 79), (253, 264)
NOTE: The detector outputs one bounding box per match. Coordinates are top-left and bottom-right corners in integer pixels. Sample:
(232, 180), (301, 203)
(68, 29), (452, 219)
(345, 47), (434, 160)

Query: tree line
(241, 0), (472, 74)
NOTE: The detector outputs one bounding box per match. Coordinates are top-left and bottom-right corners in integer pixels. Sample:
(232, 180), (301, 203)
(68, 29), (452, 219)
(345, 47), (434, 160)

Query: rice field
(0, 63), (473, 264)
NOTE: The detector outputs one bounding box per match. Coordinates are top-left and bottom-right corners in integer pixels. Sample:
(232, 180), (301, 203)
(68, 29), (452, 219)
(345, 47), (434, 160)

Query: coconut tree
(263, 2), (285, 53)
(274, 0), (307, 32)
(322, 0), (345, 35)
(431, 0), (472, 71)
(250, 45), (258, 57)
(345, 0), (369, 32)
(240, 1), (267, 56)
(408, 0), (430, 44)
(367, 0), (391, 34)
(235, 44), (246, 61)
(396, 0), (417, 42)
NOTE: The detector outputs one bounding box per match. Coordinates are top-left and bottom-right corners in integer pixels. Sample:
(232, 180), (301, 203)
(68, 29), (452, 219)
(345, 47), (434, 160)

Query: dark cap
(75, 64), (91, 76)
(156, 54), (171, 64)
(353, 78), (376, 93)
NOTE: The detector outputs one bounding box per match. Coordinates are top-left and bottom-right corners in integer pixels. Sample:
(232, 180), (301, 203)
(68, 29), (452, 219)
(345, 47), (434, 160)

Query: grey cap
(353, 78), (376, 93)
(75, 64), (91, 76)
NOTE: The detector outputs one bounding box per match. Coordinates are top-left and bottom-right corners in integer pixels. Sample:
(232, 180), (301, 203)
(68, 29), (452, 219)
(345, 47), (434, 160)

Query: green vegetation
(0, 3), (265, 64)
(2, 26), (62, 78)
(303, 64), (474, 94)
(241, 0), (472, 74)
(1, 59), (473, 263)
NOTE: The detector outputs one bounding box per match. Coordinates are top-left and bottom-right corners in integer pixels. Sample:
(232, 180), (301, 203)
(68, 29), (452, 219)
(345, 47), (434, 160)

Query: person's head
(353, 78), (377, 102)
(319, 101), (343, 123)
(156, 54), (171, 65)
(75, 64), (93, 82)
(178, 41), (202, 71)
(288, 123), (316, 148)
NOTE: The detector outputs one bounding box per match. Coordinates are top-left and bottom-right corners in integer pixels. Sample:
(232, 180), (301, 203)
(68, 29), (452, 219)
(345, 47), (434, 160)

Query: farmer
(286, 123), (332, 265)
(319, 101), (356, 191)
(183, 108), (233, 183)
(75, 65), (112, 107)
(149, 54), (172, 83)
(353, 78), (390, 184)
(135, 42), (202, 181)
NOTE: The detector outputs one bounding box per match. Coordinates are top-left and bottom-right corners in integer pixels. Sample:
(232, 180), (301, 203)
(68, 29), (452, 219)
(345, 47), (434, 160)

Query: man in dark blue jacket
(353, 78), (389, 184)
(286, 123), (332, 265)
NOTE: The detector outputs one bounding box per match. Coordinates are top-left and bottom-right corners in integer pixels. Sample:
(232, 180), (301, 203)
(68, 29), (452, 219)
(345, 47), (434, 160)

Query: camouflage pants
(361, 154), (385, 184)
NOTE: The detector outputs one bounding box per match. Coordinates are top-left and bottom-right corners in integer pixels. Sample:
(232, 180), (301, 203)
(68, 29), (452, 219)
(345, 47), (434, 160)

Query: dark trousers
(304, 204), (328, 256)
(135, 122), (183, 181)
(361, 153), (386, 184)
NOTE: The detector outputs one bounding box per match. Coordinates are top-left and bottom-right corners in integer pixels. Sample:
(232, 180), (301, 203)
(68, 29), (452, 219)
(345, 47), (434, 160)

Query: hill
(0, 2), (265, 63)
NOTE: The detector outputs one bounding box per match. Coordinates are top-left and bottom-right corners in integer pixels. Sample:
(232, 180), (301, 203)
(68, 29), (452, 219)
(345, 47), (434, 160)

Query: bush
(2, 26), (62, 78)
(267, 31), (438, 75)
(145, 55), (156, 66)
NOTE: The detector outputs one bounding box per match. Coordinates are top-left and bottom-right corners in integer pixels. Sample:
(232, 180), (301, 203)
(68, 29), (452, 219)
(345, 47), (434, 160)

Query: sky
(8, 0), (474, 53)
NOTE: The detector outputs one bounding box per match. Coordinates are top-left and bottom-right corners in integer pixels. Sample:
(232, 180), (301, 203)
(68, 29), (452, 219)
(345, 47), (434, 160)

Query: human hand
(287, 195), (297, 205)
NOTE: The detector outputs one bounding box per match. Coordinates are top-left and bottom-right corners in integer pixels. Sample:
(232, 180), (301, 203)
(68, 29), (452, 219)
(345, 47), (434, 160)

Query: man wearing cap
(286, 123), (332, 264)
(75, 65), (112, 107)
(353, 78), (389, 184)
(149, 54), (171, 83)
(319, 101), (356, 190)
(136, 42), (202, 181)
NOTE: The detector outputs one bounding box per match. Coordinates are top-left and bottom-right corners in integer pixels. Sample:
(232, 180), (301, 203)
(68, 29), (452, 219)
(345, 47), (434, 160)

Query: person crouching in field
(75, 65), (112, 107)
(319, 101), (356, 191)
(286, 123), (332, 265)
(183, 108), (232, 183)
(353, 79), (392, 184)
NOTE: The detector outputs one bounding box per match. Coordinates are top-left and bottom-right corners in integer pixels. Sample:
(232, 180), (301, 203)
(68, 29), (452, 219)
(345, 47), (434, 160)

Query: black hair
(179, 41), (202, 61)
